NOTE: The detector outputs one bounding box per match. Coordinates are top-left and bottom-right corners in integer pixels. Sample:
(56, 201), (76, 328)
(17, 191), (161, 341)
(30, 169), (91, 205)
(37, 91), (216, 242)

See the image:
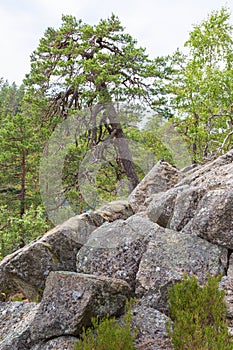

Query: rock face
(0, 272), (130, 349)
(0, 200), (132, 301)
(76, 215), (160, 290)
(0, 150), (233, 349)
(135, 229), (227, 312)
(128, 160), (179, 212)
(29, 272), (130, 346)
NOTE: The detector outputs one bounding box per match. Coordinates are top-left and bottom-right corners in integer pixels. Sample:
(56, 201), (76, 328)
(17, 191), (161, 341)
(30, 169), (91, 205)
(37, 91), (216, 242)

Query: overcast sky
(1, 0), (232, 85)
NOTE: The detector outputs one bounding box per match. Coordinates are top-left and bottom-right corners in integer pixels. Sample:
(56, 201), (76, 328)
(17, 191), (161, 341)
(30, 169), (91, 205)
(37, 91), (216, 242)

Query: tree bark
(105, 103), (139, 192)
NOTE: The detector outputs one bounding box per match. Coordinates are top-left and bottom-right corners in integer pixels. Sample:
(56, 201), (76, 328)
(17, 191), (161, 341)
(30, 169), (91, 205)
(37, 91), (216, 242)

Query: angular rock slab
(29, 271), (130, 344)
(146, 185), (189, 228)
(0, 211), (104, 300)
(76, 215), (162, 290)
(136, 229), (227, 312)
(169, 186), (207, 231)
(178, 149), (233, 189)
(182, 189), (233, 249)
(128, 161), (179, 213)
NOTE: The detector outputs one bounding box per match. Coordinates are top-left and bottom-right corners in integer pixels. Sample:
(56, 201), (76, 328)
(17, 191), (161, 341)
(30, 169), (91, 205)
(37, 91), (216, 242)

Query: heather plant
(74, 300), (136, 350)
(167, 274), (232, 350)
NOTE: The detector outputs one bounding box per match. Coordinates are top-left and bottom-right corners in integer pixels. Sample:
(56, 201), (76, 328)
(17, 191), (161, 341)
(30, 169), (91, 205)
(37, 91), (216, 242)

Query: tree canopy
(0, 8), (233, 258)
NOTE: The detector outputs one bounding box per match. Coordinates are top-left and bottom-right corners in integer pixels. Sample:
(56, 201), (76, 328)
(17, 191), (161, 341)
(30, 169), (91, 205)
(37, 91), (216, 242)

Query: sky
(0, 0), (233, 85)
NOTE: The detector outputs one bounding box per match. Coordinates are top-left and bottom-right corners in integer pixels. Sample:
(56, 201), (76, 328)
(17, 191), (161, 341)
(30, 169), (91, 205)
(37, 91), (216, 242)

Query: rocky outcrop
(0, 200), (132, 301)
(76, 215), (160, 290)
(0, 272), (130, 349)
(135, 229), (227, 312)
(0, 150), (233, 349)
(182, 189), (233, 248)
(29, 272), (130, 343)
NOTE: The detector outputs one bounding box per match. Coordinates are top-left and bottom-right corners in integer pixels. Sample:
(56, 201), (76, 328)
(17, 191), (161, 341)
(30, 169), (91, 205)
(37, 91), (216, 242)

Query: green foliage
(167, 274), (232, 350)
(0, 205), (50, 259)
(24, 14), (157, 196)
(75, 300), (136, 350)
(153, 7), (233, 162)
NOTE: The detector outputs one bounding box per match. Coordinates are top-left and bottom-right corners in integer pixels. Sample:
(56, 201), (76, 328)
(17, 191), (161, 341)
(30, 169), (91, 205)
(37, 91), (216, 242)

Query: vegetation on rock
(167, 274), (233, 350)
(74, 300), (136, 350)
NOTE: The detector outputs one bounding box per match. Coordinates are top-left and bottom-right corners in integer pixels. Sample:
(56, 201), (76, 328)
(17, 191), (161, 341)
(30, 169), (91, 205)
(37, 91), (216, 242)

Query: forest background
(0, 7), (233, 258)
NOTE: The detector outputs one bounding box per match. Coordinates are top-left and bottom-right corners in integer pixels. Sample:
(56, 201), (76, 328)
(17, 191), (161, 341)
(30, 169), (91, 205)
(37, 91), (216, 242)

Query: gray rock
(76, 215), (161, 290)
(0, 200), (134, 301)
(96, 199), (134, 221)
(169, 186), (207, 231)
(29, 272), (130, 344)
(0, 301), (38, 350)
(146, 185), (189, 228)
(31, 336), (78, 350)
(182, 189), (233, 249)
(128, 161), (179, 213)
(178, 149), (233, 188)
(132, 300), (173, 350)
(0, 212), (104, 300)
(136, 229), (227, 312)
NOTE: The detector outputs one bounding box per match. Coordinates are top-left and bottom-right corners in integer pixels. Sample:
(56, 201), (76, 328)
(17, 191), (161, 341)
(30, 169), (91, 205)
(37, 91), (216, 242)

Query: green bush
(0, 205), (50, 259)
(74, 301), (137, 350)
(167, 274), (232, 350)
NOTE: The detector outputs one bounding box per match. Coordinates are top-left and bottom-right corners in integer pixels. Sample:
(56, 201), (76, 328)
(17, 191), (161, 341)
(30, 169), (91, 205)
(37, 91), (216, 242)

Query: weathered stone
(0, 212), (104, 300)
(169, 186), (207, 231)
(96, 199), (134, 222)
(29, 271), (130, 345)
(76, 215), (161, 290)
(146, 185), (189, 228)
(132, 300), (173, 350)
(31, 336), (78, 350)
(128, 161), (179, 213)
(0, 301), (38, 350)
(182, 189), (233, 249)
(136, 229), (227, 312)
(178, 149), (233, 189)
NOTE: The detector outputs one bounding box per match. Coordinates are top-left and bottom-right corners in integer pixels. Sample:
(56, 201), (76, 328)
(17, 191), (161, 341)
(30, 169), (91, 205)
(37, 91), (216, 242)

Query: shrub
(167, 274), (232, 350)
(74, 300), (136, 350)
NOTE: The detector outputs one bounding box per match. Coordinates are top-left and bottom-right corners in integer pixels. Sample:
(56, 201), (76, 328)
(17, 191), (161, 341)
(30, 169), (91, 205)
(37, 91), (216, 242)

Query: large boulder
(146, 185), (189, 228)
(146, 150), (233, 245)
(169, 186), (207, 231)
(95, 199), (134, 221)
(0, 272), (130, 349)
(0, 201), (133, 301)
(76, 215), (161, 290)
(29, 272), (130, 344)
(128, 160), (179, 213)
(135, 229), (227, 312)
(182, 189), (233, 249)
(0, 212), (104, 301)
(178, 149), (233, 188)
